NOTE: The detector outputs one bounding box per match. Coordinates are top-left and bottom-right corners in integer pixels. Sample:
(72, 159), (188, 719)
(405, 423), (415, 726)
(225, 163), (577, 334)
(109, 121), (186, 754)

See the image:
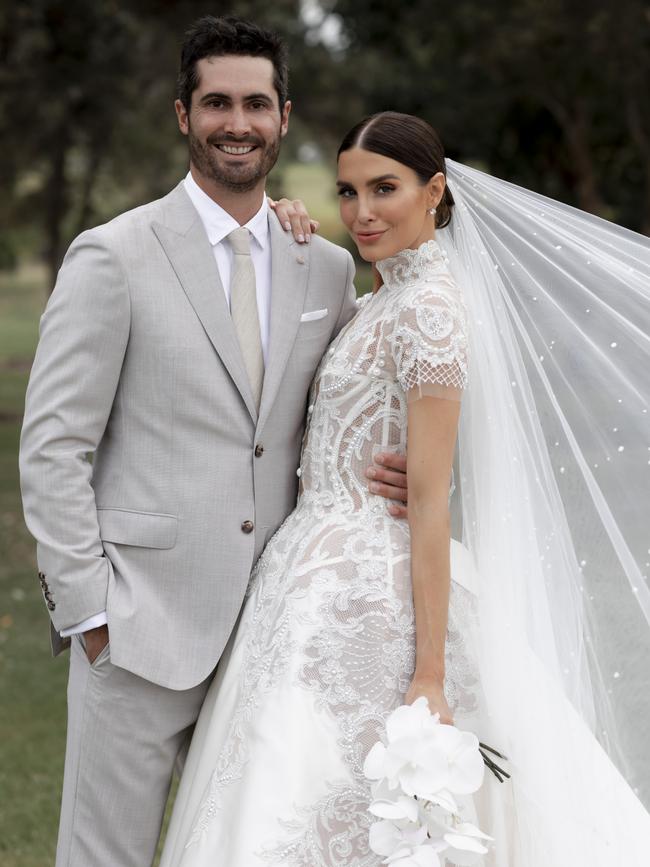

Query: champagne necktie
(227, 227), (264, 410)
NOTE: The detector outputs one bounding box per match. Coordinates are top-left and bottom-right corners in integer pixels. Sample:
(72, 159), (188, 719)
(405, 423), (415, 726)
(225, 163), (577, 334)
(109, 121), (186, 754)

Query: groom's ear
(280, 100), (292, 138)
(175, 99), (190, 136)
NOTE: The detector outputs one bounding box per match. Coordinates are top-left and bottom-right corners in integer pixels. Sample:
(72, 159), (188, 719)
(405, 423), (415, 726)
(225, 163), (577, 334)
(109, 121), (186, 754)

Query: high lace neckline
(375, 238), (449, 291)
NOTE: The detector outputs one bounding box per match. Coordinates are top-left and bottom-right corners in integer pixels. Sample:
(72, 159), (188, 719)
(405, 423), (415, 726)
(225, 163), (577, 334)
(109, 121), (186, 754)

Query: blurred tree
(326, 0), (650, 232)
(0, 0), (303, 290)
(0, 1), (139, 287)
(1, 0), (648, 287)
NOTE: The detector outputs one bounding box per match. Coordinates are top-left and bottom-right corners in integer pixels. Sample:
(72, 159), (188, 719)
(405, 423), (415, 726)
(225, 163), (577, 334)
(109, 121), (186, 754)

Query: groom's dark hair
(177, 15), (289, 111)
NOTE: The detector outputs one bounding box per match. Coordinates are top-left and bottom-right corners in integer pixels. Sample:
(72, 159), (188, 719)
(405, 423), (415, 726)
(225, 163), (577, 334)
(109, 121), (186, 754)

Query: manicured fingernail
(284, 222), (291, 231)
(370, 482), (380, 493)
(374, 454), (385, 465)
(366, 467), (377, 479)
(305, 233), (311, 243)
(297, 233), (305, 243)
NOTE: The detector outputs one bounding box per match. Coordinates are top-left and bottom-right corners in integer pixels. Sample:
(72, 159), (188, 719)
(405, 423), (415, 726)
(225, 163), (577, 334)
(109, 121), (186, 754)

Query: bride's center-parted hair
(336, 112), (455, 262)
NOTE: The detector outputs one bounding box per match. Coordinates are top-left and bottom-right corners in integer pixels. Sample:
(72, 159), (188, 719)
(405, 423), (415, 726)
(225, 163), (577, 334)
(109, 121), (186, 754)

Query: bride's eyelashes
(336, 183), (397, 198)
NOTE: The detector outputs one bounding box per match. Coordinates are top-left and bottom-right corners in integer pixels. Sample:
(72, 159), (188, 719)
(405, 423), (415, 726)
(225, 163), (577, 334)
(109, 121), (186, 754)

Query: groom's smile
(217, 144), (256, 155)
(175, 55), (291, 198)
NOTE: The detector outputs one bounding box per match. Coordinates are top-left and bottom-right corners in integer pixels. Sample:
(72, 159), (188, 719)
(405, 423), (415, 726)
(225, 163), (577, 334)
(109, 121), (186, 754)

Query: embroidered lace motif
(184, 239), (479, 864)
(379, 241), (469, 396)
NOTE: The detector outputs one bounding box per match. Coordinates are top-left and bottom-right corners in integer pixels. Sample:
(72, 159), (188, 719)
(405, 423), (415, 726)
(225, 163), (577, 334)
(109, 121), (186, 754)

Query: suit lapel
(152, 184), (258, 423)
(257, 216), (310, 431)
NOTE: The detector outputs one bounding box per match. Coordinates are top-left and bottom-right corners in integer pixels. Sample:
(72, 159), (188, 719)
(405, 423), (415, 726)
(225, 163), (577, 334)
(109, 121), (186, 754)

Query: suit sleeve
(19, 229), (131, 632)
(333, 249), (358, 337)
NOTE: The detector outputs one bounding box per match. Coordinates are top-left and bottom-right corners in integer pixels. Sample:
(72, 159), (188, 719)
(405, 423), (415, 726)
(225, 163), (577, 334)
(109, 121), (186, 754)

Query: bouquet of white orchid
(364, 697), (507, 866)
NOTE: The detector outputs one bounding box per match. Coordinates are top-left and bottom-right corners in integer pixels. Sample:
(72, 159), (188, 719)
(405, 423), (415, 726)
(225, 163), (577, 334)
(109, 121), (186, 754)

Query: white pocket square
(300, 308), (329, 322)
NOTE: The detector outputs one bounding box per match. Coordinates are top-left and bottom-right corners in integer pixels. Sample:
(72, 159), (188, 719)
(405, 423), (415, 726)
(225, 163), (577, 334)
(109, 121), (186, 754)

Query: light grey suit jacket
(19, 182), (357, 689)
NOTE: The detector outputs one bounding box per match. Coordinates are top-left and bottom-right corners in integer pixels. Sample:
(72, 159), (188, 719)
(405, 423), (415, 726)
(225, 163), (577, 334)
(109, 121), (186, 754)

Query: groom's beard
(188, 126), (282, 193)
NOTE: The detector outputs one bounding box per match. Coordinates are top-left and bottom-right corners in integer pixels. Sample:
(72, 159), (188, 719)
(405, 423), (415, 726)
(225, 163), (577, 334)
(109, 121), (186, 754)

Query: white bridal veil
(440, 160), (650, 863)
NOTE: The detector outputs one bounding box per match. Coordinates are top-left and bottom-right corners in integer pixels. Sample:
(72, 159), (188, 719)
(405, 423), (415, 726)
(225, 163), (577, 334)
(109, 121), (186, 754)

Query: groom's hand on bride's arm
(268, 197), (319, 244)
(366, 453), (408, 519)
(83, 624), (109, 664)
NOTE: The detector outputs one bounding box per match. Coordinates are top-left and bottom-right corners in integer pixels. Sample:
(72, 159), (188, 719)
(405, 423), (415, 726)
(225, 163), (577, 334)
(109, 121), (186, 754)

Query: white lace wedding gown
(160, 241), (650, 866)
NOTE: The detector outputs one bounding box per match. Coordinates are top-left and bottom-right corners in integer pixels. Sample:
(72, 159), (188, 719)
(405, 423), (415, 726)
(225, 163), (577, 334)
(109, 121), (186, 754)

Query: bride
(160, 112), (650, 865)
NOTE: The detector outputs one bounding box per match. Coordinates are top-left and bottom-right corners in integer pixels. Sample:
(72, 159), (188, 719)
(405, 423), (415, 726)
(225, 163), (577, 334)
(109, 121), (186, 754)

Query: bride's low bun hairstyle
(337, 111), (454, 229)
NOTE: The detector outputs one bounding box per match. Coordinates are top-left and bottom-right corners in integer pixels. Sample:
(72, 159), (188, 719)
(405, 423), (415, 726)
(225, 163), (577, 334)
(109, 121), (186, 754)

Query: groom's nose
(223, 105), (252, 138)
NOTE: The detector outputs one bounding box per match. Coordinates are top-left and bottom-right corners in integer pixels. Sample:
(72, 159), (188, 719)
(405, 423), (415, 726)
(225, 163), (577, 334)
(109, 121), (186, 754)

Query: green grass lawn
(0, 265), (66, 867)
(0, 163), (369, 865)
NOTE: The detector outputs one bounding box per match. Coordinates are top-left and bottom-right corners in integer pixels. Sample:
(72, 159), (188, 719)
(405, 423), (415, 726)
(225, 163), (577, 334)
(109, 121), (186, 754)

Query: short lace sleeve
(391, 284), (469, 402)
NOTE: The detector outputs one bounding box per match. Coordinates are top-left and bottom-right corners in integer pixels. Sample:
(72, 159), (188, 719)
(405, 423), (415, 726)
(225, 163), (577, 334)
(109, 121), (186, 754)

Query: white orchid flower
(419, 787), (458, 815)
(370, 779), (419, 822)
(443, 821), (493, 865)
(420, 801), (455, 839)
(435, 727), (485, 795)
(368, 819), (444, 867)
(387, 843), (445, 867)
(365, 699), (494, 864)
(364, 697), (485, 799)
(369, 819), (428, 857)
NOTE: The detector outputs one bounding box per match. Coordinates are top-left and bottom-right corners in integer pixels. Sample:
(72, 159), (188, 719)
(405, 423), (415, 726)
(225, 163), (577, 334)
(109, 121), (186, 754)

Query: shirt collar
(183, 171), (269, 251)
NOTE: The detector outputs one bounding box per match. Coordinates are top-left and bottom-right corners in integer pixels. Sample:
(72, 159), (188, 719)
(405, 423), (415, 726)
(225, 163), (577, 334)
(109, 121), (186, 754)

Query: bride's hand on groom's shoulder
(405, 675), (454, 725)
(268, 196), (319, 243)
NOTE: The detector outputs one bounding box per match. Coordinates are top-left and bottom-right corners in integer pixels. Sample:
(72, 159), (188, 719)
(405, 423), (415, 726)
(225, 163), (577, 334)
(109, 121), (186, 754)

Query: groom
(19, 14), (407, 867)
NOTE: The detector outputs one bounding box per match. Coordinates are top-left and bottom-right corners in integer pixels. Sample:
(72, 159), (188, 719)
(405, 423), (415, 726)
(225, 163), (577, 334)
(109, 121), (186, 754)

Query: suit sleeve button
(47, 601), (56, 611)
(241, 520), (254, 534)
(254, 444), (264, 458)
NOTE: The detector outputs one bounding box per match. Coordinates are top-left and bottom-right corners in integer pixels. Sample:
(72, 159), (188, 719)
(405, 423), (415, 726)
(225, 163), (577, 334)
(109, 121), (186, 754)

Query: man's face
(175, 55), (290, 193)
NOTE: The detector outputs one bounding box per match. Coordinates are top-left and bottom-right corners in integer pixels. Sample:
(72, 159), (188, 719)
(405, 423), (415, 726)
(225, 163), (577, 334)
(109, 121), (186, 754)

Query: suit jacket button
(47, 601), (56, 611)
(254, 444), (264, 458)
(241, 520), (254, 534)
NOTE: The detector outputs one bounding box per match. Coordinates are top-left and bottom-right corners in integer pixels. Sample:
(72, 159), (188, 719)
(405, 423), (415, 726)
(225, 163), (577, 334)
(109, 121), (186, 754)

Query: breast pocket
(295, 316), (332, 343)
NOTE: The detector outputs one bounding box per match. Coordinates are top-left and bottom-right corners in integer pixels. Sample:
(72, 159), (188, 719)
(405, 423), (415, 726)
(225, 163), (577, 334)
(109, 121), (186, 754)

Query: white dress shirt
(60, 173), (273, 638)
(183, 170), (272, 363)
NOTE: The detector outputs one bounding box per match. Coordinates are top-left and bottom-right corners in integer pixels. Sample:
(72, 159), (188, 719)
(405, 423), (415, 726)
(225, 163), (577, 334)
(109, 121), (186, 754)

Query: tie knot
(228, 227), (251, 256)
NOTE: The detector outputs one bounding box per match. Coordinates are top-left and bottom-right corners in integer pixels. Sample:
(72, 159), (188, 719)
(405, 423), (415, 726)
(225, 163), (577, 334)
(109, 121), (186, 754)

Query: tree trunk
(626, 96), (650, 237)
(45, 132), (69, 294)
(545, 97), (608, 216)
(74, 138), (104, 239)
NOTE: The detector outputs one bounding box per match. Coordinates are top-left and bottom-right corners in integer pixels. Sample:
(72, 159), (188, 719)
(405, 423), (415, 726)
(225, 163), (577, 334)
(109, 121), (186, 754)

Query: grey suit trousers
(56, 638), (212, 867)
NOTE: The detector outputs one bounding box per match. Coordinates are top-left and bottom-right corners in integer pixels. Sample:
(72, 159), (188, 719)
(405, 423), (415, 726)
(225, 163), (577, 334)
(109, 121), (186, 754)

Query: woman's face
(336, 147), (445, 262)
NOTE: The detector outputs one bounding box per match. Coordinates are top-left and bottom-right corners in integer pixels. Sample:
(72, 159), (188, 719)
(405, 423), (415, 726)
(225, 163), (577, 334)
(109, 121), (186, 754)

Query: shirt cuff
(59, 611), (108, 637)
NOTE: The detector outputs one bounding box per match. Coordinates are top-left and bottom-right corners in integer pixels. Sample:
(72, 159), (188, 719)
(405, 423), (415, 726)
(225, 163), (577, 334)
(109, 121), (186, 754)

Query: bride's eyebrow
(336, 174), (400, 189)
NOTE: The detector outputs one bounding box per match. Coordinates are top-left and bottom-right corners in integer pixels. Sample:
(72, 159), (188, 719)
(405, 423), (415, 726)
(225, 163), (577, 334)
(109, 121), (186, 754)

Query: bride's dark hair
(337, 111), (455, 229)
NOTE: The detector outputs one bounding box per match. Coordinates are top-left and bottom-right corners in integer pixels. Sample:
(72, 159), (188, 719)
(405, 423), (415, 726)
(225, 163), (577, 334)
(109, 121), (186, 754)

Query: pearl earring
(428, 207), (437, 216)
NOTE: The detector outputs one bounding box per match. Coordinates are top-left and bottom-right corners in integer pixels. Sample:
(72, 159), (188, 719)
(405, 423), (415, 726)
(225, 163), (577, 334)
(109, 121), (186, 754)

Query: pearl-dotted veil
(438, 159), (650, 859)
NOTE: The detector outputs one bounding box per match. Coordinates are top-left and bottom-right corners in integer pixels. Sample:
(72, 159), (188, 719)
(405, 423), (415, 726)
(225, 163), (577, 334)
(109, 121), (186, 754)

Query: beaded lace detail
(378, 240), (469, 396)
(375, 238), (454, 289)
(180, 241), (480, 865)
